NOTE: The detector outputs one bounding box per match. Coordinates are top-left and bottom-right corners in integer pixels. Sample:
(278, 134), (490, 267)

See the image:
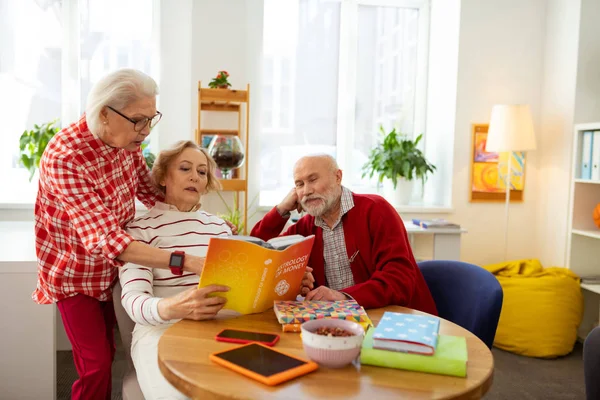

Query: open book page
(265, 235), (310, 250)
(220, 234), (310, 250)
(198, 235), (315, 314)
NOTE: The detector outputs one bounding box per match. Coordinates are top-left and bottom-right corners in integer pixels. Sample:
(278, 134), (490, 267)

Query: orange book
(198, 235), (315, 315)
(281, 323), (303, 333)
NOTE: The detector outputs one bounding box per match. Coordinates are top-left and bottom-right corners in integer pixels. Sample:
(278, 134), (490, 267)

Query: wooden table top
(158, 306), (494, 400)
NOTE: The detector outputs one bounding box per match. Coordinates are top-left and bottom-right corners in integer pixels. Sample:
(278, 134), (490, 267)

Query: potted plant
(140, 140), (157, 170)
(19, 119), (60, 181)
(18, 120), (157, 181)
(208, 70), (232, 89)
(362, 126), (436, 205)
(216, 192), (258, 234)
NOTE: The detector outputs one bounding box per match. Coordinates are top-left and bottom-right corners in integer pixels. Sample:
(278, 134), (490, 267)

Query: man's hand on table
(304, 285), (346, 301)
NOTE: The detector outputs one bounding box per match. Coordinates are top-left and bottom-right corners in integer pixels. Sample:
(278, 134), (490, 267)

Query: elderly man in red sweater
(250, 154), (437, 315)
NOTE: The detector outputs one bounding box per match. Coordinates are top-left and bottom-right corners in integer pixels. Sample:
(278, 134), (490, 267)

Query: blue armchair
(417, 260), (503, 349)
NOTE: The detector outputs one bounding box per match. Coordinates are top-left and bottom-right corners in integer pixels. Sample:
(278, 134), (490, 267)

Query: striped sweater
(119, 201), (231, 326)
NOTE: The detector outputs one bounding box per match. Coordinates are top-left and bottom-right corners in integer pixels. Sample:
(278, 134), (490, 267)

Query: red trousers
(57, 294), (116, 400)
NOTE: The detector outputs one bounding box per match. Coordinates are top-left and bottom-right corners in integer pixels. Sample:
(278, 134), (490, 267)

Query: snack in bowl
(301, 319), (365, 368)
(315, 326), (355, 337)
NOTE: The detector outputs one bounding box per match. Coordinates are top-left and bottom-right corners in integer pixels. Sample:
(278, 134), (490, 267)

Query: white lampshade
(486, 104), (536, 152)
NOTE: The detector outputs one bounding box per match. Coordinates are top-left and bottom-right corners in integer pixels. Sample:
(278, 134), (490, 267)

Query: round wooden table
(158, 306), (494, 399)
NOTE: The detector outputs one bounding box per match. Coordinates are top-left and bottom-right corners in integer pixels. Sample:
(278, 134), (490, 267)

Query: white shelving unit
(566, 123), (600, 340)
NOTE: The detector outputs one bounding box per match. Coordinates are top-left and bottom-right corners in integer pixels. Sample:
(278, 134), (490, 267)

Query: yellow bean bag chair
(482, 259), (583, 358)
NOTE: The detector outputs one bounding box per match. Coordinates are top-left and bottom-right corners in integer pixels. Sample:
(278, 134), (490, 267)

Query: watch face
(171, 254), (184, 268)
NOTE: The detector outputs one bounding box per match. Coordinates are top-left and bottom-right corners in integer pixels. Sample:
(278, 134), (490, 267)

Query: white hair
(85, 68), (159, 135)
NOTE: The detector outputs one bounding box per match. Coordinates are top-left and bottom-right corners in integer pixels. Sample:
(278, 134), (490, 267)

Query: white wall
(574, 0), (600, 125)
(537, 0), (581, 268)
(444, 0), (546, 265)
(157, 0), (194, 150)
(422, 0), (460, 208)
(187, 0), (264, 219)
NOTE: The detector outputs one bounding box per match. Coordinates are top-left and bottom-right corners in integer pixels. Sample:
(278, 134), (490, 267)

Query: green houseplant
(18, 120), (157, 180)
(216, 192), (258, 234)
(19, 119), (60, 181)
(140, 140), (156, 170)
(362, 126), (436, 204)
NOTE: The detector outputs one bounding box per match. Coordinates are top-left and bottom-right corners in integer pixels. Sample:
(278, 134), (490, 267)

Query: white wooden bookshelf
(581, 283), (600, 296)
(567, 123), (600, 340)
(572, 229), (600, 240)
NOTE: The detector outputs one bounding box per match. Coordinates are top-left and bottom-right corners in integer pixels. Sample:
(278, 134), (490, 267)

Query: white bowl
(300, 319), (365, 368)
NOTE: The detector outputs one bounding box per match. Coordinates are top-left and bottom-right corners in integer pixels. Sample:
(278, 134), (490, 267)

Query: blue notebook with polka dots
(372, 312), (440, 355)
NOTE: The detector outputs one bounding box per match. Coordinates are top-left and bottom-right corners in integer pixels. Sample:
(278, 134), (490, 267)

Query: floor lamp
(485, 104), (536, 261)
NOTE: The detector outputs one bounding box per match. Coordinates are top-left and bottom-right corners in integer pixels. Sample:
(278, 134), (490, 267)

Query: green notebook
(360, 329), (468, 377)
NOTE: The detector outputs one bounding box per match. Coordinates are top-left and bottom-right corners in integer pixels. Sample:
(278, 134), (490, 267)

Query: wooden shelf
(200, 103), (241, 112)
(219, 179), (247, 192)
(198, 81), (251, 233)
(199, 129), (239, 136)
(572, 229), (600, 240)
(198, 87), (248, 103)
(575, 179), (600, 185)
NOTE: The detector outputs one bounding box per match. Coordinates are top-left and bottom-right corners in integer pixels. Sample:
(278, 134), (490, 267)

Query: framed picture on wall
(470, 123), (525, 202)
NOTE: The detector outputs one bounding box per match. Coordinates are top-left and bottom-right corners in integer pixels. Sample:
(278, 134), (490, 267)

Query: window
(259, 0), (430, 207)
(0, 0), (158, 205)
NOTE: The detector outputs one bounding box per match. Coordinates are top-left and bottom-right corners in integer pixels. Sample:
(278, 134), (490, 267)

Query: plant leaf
(361, 125), (436, 186)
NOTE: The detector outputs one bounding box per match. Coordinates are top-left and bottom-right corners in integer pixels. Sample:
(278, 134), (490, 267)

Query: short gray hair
(85, 68), (159, 135)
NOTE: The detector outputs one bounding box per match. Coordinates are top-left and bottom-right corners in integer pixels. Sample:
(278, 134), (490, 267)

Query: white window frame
(1, 0), (160, 208)
(336, 0), (430, 175)
(61, 0), (161, 127)
(258, 0), (431, 208)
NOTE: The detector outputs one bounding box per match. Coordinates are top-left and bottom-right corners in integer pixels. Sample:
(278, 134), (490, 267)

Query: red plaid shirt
(32, 115), (163, 304)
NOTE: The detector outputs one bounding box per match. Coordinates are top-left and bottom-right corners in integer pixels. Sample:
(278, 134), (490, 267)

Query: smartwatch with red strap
(169, 251), (185, 276)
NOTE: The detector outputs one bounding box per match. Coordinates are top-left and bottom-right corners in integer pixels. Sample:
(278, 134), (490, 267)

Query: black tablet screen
(217, 329), (278, 343)
(214, 343), (307, 377)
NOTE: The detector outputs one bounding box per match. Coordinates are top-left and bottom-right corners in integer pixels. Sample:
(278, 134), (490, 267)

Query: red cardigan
(251, 193), (438, 315)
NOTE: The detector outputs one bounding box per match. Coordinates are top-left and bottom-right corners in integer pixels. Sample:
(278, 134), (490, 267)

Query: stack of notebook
(360, 312), (468, 377)
(273, 300), (373, 332)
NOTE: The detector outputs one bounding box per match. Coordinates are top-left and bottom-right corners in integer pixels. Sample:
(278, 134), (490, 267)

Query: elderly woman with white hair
(32, 69), (224, 400)
(119, 140), (236, 399)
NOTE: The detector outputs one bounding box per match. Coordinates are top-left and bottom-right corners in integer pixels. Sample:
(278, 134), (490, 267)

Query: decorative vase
(217, 84), (229, 89)
(382, 177), (414, 206)
(208, 135), (245, 179)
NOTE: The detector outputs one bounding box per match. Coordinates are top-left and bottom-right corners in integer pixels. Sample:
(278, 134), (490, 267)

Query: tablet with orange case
(209, 342), (318, 386)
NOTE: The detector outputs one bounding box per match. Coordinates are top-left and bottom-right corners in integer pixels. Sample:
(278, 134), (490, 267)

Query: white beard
(301, 186), (340, 217)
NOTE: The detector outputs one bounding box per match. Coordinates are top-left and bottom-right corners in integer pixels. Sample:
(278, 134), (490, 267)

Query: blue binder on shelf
(581, 131), (593, 180)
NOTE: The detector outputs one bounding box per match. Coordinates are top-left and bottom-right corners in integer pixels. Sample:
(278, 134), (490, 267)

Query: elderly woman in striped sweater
(119, 140), (234, 400)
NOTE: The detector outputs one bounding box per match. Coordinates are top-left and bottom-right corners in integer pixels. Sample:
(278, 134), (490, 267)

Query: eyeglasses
(107, 106), (162, 132)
